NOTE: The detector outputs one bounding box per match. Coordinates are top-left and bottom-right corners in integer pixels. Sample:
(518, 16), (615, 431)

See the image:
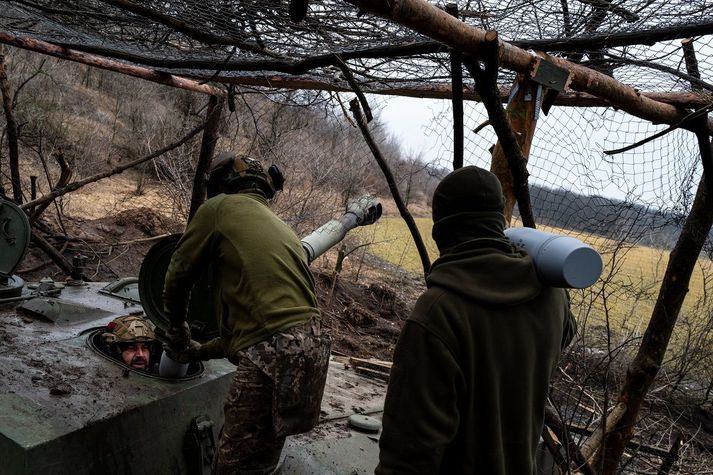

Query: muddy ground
(16, 208), (713, 473)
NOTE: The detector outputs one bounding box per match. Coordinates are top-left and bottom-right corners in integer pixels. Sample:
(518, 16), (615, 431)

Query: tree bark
(188, 95), (224, 221)
(0, 48), (21, 203)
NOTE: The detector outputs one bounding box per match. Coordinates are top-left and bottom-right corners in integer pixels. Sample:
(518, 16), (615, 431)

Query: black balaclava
(431, 166), (508, 253)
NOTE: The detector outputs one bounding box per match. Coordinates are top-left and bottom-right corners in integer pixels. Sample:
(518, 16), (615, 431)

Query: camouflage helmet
(206, 152), (284, 199)
(102, 314), (156, 344)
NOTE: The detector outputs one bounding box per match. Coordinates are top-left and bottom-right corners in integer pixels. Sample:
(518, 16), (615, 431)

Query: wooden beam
(344, 0), (713, 133)
(0, 31), (224, 97)
(211, 74), (713, 109)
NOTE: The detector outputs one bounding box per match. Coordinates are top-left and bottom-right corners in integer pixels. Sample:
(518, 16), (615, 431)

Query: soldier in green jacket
(163, 153), (330, 474)
(376, 166), (576, 475)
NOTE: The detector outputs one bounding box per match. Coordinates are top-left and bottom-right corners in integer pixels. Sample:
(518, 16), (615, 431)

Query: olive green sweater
(163, 193), (319, 363)
(377, 213), (576, 475)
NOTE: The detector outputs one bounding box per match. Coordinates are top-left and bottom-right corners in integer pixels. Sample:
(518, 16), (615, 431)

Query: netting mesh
(2, 1), (713, 93)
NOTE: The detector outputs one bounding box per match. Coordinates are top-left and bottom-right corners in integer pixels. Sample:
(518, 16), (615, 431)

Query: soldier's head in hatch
(102, 315), (158, 371)
(206, 152), (285, 199)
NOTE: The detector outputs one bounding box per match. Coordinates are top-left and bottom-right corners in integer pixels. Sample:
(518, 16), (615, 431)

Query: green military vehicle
(0, 196), (387, 474)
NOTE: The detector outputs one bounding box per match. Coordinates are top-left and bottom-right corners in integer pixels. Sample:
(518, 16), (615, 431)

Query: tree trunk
(188, 94), (224, 222)
(0, 48), (21, 203)
(600, 134), (713, 472)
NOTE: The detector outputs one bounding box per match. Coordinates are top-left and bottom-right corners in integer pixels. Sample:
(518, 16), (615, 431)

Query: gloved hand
(164, 339), (202, 364)
(165, 321), (191, 351)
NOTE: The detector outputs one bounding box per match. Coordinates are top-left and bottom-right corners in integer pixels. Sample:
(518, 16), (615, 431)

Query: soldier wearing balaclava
(376, 166), (576, 475)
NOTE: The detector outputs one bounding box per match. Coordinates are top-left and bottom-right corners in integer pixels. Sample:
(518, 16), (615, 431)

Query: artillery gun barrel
(301, 196), (382, 263)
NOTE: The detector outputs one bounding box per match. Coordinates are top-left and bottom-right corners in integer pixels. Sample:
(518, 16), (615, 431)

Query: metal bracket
(530, 56), (572, 92)
(184, 415), (216, 475)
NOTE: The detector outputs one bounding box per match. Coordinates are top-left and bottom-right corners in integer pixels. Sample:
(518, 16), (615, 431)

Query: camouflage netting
(0, 1), (712, 91)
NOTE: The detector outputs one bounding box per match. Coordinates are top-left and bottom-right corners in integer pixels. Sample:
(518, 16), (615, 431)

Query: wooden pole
(188, 95), (224, 221)
(344, 0), (713, 133)
(0, 31), (224, 97)
(446, 4), (464, 170)
(209, 74), (713, 108)
(0, 47), (21, 203)
(349, 98), (431, 278)
(488, 77), (541, 225)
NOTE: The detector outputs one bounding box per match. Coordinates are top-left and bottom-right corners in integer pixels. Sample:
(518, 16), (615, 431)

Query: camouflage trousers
(215, 320), (331, 475)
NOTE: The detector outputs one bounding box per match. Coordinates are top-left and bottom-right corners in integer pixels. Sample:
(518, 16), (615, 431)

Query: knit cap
(432, 166), (505, 222)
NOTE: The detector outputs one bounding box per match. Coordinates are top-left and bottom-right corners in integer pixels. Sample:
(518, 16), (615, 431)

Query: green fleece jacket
(376, 212), (576, 475)
(163, 192), (319, 363)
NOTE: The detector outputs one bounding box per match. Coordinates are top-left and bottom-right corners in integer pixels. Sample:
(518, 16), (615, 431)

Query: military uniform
(216, 321), (329, 473)
(376, 167), (576, 475)
(163, 191), (330, 474)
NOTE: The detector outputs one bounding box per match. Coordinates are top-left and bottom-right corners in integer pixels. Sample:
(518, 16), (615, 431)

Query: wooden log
(214, 74), (713, 109)
(489, 77), (540, 225)
(0, 48), (21, 203)
(345, 0), (713, 133)
(188, 95), (224, 221)
(0, 31), (224, 97)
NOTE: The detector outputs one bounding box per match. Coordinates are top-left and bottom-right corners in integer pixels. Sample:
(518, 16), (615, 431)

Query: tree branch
(21, 121), (207, 211)
(463, 31), (536, 228)
(600, 133), (713, 472)
(349, 98), (431, 278)
(188, 95), (224, 221)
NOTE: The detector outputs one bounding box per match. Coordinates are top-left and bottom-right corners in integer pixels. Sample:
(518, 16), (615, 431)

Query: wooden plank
(353, 366), (390, 382)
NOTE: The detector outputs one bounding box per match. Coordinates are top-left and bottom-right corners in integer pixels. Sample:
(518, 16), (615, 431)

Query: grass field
(354, 216), (713, 336)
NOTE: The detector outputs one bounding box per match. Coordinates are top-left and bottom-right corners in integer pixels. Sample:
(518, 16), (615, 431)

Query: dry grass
(354, 215), (713, 335)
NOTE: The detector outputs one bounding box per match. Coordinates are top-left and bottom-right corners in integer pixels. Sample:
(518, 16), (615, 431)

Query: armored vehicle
(0, 197), (388, 475)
